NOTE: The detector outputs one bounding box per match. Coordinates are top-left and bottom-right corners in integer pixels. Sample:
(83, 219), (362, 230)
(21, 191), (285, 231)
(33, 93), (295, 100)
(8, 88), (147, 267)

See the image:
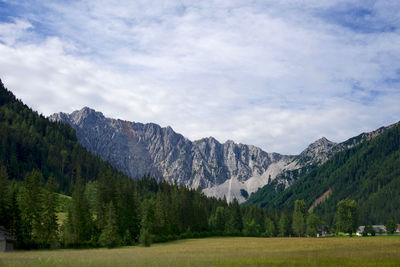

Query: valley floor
(1, 237), (400, 266)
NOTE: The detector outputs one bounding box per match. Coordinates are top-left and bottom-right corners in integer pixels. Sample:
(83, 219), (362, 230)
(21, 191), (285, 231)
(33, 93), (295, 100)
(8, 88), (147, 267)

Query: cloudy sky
(0, 0), (399, 154)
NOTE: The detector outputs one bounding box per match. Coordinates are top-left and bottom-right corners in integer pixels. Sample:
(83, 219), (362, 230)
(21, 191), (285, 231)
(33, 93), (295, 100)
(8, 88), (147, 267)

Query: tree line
(1, 164), (336, 249)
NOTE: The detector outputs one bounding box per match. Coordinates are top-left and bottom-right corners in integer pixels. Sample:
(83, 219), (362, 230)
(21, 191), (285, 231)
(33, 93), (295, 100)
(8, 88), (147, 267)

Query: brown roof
(0, 226), (16, 242)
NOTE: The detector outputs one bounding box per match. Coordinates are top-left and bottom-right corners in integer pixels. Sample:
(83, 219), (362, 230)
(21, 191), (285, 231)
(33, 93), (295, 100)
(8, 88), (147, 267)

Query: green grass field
(1, 237), (399, 266)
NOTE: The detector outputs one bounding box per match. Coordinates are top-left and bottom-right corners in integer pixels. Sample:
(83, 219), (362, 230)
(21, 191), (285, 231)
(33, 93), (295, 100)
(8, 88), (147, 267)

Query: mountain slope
(244, 122), (399, 207)
(249, 122), (400, 224)
(0, 80), (127, 194)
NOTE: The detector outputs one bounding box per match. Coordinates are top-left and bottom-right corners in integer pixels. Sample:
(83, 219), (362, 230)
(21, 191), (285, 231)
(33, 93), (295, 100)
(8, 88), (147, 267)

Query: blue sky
(0, 0), (399, 154)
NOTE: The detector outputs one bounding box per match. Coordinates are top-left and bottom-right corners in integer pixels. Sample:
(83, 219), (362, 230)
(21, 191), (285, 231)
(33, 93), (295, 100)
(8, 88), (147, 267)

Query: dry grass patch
(1, 237), (399, 266)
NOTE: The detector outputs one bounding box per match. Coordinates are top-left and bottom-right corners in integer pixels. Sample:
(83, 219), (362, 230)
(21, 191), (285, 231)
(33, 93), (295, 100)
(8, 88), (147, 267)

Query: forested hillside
(0, 79), (126, 194)
(248, 122), (400, 225)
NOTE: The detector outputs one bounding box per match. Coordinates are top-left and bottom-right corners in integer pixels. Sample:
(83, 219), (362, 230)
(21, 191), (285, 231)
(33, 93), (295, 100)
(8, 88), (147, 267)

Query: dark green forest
(245, 121), (400, 226)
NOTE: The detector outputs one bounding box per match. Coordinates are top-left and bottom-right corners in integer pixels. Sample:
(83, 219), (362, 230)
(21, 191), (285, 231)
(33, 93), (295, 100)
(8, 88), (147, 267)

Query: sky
(0, 0), (399, 155)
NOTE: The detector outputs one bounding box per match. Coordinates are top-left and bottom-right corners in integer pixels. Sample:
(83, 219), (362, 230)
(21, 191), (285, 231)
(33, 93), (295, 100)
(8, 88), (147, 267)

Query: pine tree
(225, 199), (243, 235)
(64, 178), (93, 246)
(139, 202), (152, 247)
(292, 200), (307, 237)
(21, 169), (43, 246)
(99, 202), (121, 248)
(8, 184), (23, 248)
(215, 206), (226, 233)
(153, 189), (166, 236)
(0, 165), (9, 227)
(40, 175), (59, 247)
(279, 212), (291, 237)
(264, 217), (276, 237)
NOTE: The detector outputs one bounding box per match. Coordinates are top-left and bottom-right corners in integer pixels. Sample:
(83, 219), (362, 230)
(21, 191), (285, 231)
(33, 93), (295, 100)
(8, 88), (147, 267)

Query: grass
(1, 237), (400, 266)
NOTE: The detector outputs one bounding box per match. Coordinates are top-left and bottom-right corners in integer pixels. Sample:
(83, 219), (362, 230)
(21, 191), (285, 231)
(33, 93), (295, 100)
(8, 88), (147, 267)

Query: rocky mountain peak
(69, 107), (105, 125)
(50, 107), (295, 203)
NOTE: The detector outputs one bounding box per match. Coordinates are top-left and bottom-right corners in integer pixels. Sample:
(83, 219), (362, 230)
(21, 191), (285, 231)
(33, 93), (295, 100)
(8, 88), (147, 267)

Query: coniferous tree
(99, 202), (121, 248)
(215, 206), (226, 233)
(8, 184), (23, 248)
(225, 199), (243, 235)
(153, 189), (166, 237)
(264, 217), (276, 237)
(279, 212), (291, 237)
(21, 169), (43, 246)
(40, 175), (59, 247)
(292, 200), (307, 237)
(64, 178), (93, 246)
(0, 165), (9, 227)
(139, 201), (152, 247)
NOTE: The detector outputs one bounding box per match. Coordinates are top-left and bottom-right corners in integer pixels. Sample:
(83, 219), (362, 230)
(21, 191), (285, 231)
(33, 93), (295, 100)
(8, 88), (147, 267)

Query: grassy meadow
(1, 237), (400, 267)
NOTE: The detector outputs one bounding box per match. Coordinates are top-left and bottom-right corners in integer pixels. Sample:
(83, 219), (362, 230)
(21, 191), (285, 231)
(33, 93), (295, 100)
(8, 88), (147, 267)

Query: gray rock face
(50, 107), (398, 203)
(50, 107), (298, 202)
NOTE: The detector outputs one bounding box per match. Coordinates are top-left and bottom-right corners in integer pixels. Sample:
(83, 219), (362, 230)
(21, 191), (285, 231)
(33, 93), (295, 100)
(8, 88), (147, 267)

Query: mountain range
(50, 107), (398, 203)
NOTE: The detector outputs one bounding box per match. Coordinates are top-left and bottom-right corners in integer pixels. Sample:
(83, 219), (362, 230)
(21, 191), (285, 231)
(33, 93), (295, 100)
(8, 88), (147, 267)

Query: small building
(316, 225), (329, 237)
(397, 224), (400, 234)
(356, 225), (387, 236)
(0, 226), (16, 252)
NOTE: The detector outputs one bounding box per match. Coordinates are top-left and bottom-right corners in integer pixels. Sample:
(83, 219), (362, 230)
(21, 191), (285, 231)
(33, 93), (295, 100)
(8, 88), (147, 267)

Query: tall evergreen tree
(139, 201), (152, 247)
(0, 165), (9, 227)
(292, 200), (307, 236)
(225, 199), (243, 235)
(99, 201), (121, 248)
(64, 178), (93, 246)
(8, 184), (23, 248)
(21, 169), (43, 246)
(40, 175), (59, 247)
(264, 217), (276, 237)
(279, 212), (291, 237)
(215, 206), (226, 233)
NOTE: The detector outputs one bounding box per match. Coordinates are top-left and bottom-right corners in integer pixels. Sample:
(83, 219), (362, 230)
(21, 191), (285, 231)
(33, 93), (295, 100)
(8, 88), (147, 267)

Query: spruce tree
(139, 202), (152, 247)
(264, 217), (276, 237)
(279, 212), (291, 237)
(8, 184), (23, 248)
(215, 206), (226, 233)
(0, 165), (9, 227)
(292, 200), (307, 237)
(41, 175), (59, 247)
(64, 178), (93, 246)
(99, 202), (121, 248)
(21, 169), (43, 246)
(225, 199), (243, 235)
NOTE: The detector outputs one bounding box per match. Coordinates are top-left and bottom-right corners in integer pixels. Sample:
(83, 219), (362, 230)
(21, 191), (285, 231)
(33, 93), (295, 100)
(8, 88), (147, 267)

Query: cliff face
(50, 107), (296, 202)
(50, 107), (398, 203)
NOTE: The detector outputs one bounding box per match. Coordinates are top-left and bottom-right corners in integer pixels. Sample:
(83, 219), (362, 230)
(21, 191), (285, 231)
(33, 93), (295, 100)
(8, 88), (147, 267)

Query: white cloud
(0, 0), (399, 154)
